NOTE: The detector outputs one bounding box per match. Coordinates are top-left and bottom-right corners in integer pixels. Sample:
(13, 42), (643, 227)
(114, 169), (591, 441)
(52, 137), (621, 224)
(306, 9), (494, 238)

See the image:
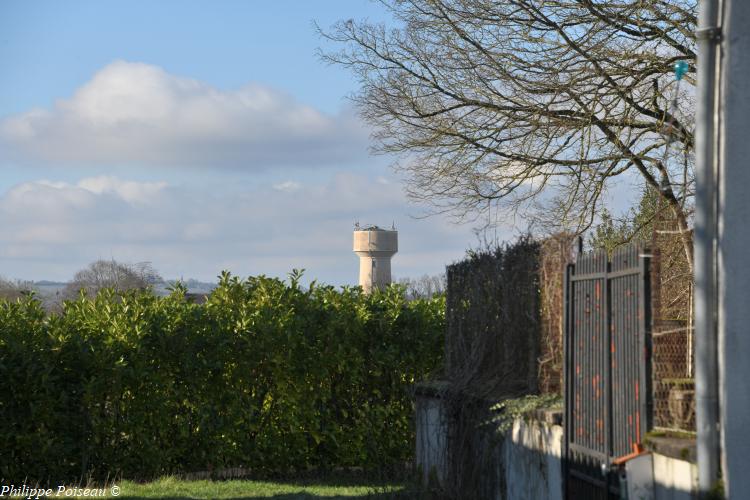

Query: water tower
(353, 224), (398, 293)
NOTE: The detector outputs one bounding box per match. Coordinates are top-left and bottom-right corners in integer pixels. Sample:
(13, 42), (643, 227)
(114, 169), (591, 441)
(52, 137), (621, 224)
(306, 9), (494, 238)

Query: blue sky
(0, 1), (390, 116)
(0, 0), (499, 284)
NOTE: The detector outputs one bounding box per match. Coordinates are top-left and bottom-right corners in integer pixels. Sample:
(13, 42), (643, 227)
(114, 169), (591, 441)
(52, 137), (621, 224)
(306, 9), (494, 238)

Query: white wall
(415, 395), (447, 486)
(504, 418), (563, 500)
(652, 453), (698, 500)
(414, 396), (697, 499)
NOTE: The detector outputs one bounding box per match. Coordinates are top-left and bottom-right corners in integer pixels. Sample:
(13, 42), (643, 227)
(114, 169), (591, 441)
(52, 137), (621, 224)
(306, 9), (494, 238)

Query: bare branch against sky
(323, 0), (697, 267)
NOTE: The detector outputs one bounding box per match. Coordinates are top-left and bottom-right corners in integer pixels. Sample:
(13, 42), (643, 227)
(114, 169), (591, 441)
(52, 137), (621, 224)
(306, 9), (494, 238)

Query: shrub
(0, 272), (444, 483)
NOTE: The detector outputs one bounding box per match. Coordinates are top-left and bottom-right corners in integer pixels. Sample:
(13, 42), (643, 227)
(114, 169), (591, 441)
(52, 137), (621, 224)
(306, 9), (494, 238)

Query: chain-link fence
(650, 208), (695, 432)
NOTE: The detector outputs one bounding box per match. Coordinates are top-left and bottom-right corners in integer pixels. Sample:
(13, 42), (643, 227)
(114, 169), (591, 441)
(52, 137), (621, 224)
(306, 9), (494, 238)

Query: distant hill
(33, 282), (67, 296)
(34, 280), (67, 286)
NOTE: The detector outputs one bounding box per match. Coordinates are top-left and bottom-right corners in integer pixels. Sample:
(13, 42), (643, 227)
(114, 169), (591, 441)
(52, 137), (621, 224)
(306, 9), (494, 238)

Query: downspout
(694, 0), (721, 494)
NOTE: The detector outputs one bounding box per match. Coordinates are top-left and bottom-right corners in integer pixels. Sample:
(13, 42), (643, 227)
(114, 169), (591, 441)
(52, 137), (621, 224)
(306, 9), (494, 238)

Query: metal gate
(563, 243), (652, 499)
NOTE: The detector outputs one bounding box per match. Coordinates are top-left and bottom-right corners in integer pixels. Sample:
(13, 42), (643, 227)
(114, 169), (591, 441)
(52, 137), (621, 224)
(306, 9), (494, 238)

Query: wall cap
(643, 433), (697, 463)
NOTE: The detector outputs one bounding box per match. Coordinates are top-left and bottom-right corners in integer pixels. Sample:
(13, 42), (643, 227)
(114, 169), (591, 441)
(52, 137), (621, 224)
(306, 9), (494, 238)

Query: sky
(0, 0), (512, 285)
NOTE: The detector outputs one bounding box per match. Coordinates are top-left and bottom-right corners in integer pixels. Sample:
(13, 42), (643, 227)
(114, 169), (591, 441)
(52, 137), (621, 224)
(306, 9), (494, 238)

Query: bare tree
(0, 276), (33, 301)
(322, 0), (697, 269)
(63, 260), (162, 298)
(397, 273), (447, 299)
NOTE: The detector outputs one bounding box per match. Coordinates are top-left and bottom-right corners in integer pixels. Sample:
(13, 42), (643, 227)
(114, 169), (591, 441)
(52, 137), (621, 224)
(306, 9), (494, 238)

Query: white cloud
(0, 173), (483, 284)
(0, 61), (370, 168)
(77, 176), (167, 203)
(1, 176), (166, 215)
(272, 181), (302, 193)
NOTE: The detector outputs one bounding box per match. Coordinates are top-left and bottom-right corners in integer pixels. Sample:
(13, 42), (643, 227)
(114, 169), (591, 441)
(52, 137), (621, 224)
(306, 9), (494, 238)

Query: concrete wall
(414, 394), (563, 499)
(414, 394), (698, 499)
(504, 418), (563, 500)
(415, 394), (448, 486)
(652, 453), (698, 500)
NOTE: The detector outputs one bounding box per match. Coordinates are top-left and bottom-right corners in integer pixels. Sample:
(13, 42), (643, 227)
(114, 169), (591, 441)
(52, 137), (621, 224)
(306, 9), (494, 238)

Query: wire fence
(535, 221), (696, 433)
(650, 208), (695, 432)
(413, 226), (695, 498)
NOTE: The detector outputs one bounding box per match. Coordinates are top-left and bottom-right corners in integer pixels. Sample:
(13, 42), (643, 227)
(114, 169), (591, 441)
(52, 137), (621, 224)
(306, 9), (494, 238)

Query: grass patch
(112, 476), (407, 499)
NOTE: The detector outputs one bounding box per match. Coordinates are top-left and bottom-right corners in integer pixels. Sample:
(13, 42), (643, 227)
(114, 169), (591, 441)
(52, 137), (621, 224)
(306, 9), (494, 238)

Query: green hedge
(0, 271), (444, 482)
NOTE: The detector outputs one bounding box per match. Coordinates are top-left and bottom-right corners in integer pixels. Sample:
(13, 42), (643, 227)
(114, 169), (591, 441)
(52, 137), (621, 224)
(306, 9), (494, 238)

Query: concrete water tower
(353, 224), (398, 293)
